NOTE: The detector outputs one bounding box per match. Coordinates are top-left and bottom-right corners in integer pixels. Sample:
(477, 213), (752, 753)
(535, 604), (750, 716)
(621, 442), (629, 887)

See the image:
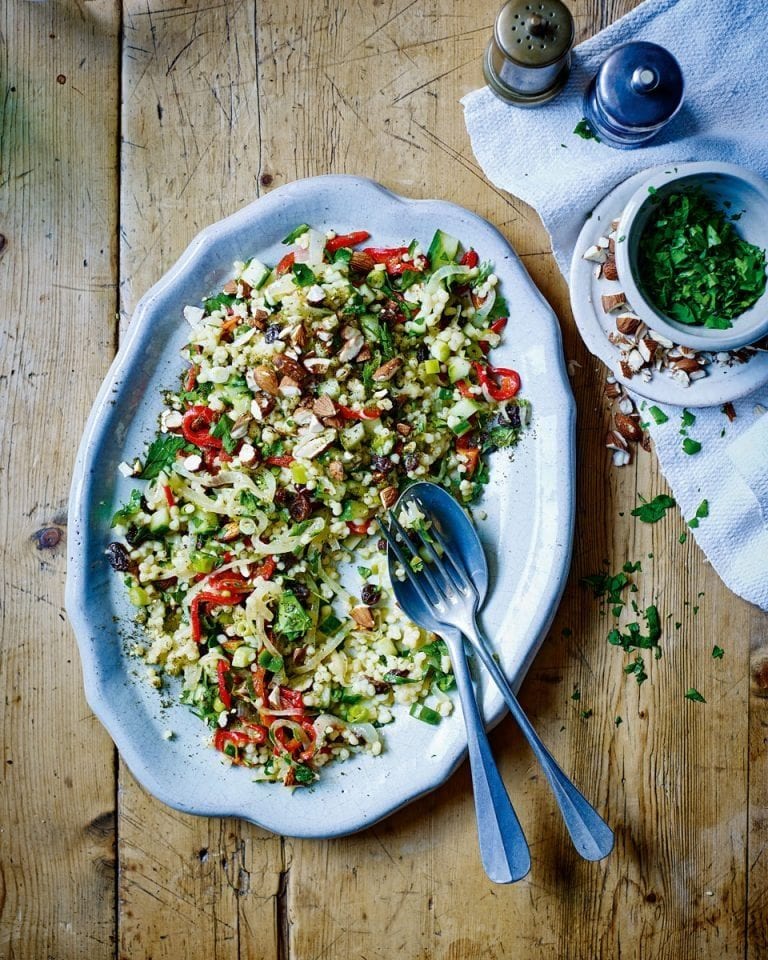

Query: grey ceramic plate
(66, 175), (575, 838)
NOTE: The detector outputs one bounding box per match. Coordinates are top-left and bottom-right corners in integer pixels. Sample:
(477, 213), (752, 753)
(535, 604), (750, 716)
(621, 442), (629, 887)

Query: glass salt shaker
(582, 41), (685, 149)
(484, 0), (575, 107)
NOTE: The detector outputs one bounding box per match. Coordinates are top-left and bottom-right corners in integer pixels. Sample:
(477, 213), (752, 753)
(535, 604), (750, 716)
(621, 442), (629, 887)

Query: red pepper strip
(253, 556), (277, 581)
(251, 665), (268, 703)
(206, 570), (252, 595)
(190, 589), (249, 643)
(213, 728), (262, 764)
(265, 454), (295, 467)
(456, 434), (481, 478)
(163, 484), (176, 508)
(284, 767), (296, 786)
(243, 723), (268, 745)
(276, 251), (295, 275)
(184, 365), (197, 392)
(346, 519), (371, 536)
(455, 380), (475, 400)
(217, 659), (233, 710)
(182, 405), (222, 449)
(460, 249), (479, 268)
(489, 317), (508, 335)
(298, 718), (318, 761)
(279, 687), (305, 710)
(473, 362), (521, 402)
(337, 405), (381, 421)
(363, 246), (409, 262)
(325, 231), (370, 254)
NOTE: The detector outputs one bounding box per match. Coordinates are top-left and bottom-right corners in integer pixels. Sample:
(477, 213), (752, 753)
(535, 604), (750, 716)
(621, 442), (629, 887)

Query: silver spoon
(380, 481), (614, 865)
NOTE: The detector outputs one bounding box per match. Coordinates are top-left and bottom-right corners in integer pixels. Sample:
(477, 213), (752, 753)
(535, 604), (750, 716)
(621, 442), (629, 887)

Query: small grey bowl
(615, 161), (768, 352)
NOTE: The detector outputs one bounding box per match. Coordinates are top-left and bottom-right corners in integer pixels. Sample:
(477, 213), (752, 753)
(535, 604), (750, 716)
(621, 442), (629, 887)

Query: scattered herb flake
(685, 687), (706, 703)
(681, 408), (696, 429)
(682, 438), (702, 455)
(712, 645), (724, 659)
(631, 494), (676, 523)
(571, 687), (581, 701)
(574, 118), (600, 141)
(580, 709), (593, 720)
(615, 716), (623, 727)
(679, 532), (688, 544)
(649, 405), (669, 425)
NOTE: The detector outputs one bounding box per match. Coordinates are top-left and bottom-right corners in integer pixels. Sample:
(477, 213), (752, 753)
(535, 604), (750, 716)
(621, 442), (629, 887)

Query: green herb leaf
(630, 494), (676, 523)
(685, 687), (706, 703)
(275, 589), (312, 642)
(203, 293), (236, 314)
(291, 262), (316, 287)
(357, 566), (372, 579)
(682, 438), (702, 455)
(614, 716), (623, 727)
(258, 650), (284, 673)
(573, 118), (600, 141)
(580, 709), (593, 720)
(712, 645), (724, 659)
(137, 435), (186, 480)
(211, 415), (238, 454)
(679, 532), (688, 544)
(111, 489), (143, 527)
(282, 223), (310, 244)
(571, 687), (581, 701)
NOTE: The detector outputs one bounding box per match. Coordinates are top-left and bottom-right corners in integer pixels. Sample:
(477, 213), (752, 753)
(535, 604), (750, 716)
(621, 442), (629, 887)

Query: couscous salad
(107, 224), (527, 786)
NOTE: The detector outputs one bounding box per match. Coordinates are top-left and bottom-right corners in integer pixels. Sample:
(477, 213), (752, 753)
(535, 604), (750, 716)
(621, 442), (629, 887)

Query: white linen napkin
(462, 0), (768, 610)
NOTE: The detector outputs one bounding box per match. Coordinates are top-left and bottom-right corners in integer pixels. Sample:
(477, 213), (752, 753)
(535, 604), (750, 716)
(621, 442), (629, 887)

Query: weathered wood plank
(0, 2), (120, 958)
(118, 2), (283, 957)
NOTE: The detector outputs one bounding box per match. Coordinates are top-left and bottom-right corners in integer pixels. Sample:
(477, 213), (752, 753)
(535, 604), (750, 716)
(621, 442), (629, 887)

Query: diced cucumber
(360, 314), (381, 343)
(189, 511), (219, 534)
(240, 258), (270, 290)
(449, 397), (481, 421)
(447, 356), (471, 383)
(340, 500), (369, 521)
(371, 432), (395, 455)
(232, 645), (257, 668)
(427, 229), (460, 269)
(291, 462), (309, 484)
(430, 340), (451, 363)
(422, 358), (440, 376)
(128, 585), (151, 607)
(190, 551), (217, 574)
(451, 419), (473, 437)
(340, 422), (365, 450)
(149, 507), (171, 534)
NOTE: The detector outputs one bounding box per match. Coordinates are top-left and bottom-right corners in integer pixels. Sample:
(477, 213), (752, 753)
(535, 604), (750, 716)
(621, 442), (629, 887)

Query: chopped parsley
(137, 435), (187, 480)
(687, 499), (709, 528)
(573, 118), (600, 141)
(111, 489), (143, 527)
(682, 437), (702, 455)
(712, 645), (724, 659)
(275, 589), (312, 642)
(637, 188), (767, 329)
(685, 687), (706, 703)
(648, 405), (669, 425)
(630, 493), (676, 524)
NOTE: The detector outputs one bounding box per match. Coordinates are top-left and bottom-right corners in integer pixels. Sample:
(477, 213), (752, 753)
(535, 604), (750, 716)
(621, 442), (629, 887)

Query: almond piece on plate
(313, 395), (337, 418)
(616, 313), (641, 335)
(379, 486), (398, 508)
(602, 257), (619, 281)
(252, 365), (279, 396)
(351, 606), (375, 630)
(372, 358), (403, 382)
(602, 292), (629, 314)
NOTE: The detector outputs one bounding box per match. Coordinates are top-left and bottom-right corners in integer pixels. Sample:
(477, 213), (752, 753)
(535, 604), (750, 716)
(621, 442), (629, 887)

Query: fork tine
(385, 509), (446, 602)
(410, 501), (467, 595)
(376, 518), (438, 608)
(412, 499), (474, 595)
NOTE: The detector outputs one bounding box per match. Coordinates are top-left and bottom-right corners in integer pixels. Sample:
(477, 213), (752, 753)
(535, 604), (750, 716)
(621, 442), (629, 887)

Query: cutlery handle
(466, 626), (614, 863)
(443, 629), (531, 883)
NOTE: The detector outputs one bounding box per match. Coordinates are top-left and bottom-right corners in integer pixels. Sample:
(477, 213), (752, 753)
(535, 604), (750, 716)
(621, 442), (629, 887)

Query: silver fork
(379, 505), (614, 863)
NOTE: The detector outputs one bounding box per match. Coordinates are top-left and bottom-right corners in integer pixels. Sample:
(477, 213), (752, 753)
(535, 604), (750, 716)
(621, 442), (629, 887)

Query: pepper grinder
(484, 0), (575, 107)
(583, 41), (685, 149)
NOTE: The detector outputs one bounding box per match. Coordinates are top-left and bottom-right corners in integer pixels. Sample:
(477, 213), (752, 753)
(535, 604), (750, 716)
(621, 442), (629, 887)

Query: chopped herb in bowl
(637, 187), (767, 330)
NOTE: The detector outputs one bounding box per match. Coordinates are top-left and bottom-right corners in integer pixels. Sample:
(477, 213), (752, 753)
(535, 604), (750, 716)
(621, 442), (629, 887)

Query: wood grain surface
(2, 0), (767, 958)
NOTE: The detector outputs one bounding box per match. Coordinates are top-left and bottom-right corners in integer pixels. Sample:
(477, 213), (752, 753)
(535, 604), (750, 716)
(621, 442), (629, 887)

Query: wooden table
(2, 1), (767, 957)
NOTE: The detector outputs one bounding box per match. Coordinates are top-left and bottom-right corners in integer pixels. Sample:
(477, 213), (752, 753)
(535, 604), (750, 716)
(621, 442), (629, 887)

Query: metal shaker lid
(495, 0), (574, 68)
(594, 41), (684, 131)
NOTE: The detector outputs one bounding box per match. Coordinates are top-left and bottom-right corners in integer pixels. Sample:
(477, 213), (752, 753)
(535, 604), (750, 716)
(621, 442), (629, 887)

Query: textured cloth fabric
(462, 0), (768, 609)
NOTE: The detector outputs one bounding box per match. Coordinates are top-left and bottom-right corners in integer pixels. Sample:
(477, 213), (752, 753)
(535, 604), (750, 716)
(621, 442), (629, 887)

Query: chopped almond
(313, 395), (337, 418)
(351, 606), (375, 630)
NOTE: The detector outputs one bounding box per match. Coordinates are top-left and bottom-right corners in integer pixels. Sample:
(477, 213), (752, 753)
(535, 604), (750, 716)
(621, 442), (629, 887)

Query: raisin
(264, 324), (281, 343)
(289, 492), (313, 522)
(361, 584), (381, 606)
(505, 405), (521, 429)
(404, 454), (419, 473)
(416, 342), (430, 362)
(285, 580), (310, 603)
(106, 542), (135, 573)
(370, 454), (394, 474)
(377, 538), (387, 552)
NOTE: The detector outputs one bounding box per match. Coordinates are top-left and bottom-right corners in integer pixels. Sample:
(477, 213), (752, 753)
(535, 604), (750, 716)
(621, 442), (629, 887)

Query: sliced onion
(473, 287), (496, 323)
(316, 559), (352, 602)
(269, 719), (311, 755)
(347, 721), (380, 745)
(260, 706), (307, 719)
(292, 622), (352, 675)
(305, 228), (327, 268)
(426, 264), (471, 295)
